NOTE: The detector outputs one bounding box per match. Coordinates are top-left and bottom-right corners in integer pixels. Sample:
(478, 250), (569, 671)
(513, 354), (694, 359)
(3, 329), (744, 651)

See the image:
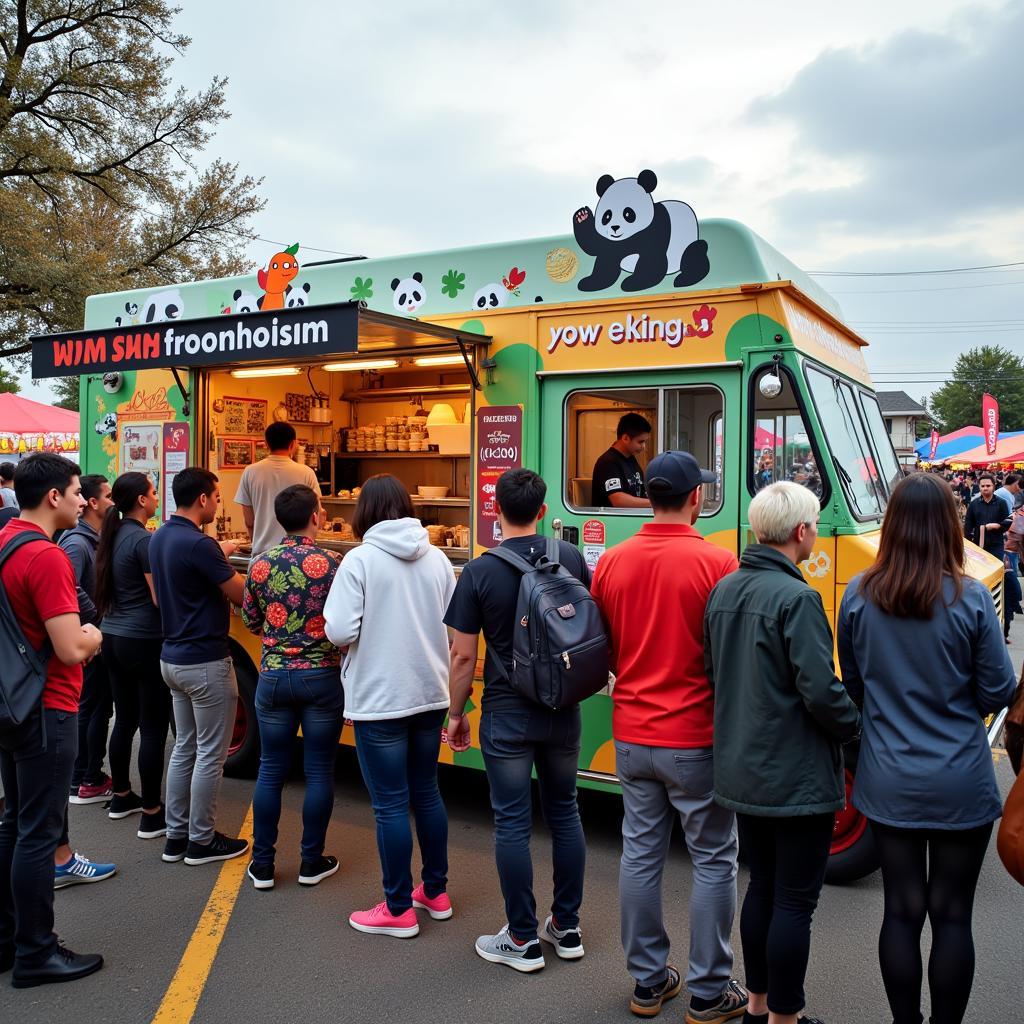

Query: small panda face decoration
(391, 273), (426, 314)
(94, 412), (118, 439)
(594, 171), (657, 242)
(286, 282), (311, 308)
(142, 289), (185, 324)
(114, 301), (140, 327)
(473, 283), (507, 310)
(232, 289), (259, 314)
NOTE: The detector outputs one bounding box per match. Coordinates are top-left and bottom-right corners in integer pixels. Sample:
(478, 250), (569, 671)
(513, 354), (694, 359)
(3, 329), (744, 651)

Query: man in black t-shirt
(445, 468), (590, 973)
(591, 413), (651, 508)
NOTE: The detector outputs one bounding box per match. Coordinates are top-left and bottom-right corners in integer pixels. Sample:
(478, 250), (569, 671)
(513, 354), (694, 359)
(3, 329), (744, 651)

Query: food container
(426, 403), (457, 425)
(417, 485), (450, 499)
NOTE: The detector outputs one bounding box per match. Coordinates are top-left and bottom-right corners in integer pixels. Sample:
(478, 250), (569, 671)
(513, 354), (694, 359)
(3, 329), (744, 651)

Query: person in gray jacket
(838, 472), (1016, 1024)
(705, 482), (860, 1024)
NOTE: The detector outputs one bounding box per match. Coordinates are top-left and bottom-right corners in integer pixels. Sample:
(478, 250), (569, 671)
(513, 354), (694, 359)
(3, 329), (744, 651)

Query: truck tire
(224, 646), (260, 778)
(825, 765), (878, 884)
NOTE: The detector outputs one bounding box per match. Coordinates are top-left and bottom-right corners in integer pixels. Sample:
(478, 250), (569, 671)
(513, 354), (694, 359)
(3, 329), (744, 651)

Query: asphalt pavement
(1, 636), (1022, 1024)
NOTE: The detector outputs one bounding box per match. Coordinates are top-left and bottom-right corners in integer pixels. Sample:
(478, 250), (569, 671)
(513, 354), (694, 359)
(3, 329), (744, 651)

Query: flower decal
(302, 553), (331, 579)
(266, 602), (288, 628)
(249, 559), (271, 585)
(802, 551), (832, 579)
(306, 614), (326, 639)
(350, 276), (373, 301)
(441, 269), (466, 299)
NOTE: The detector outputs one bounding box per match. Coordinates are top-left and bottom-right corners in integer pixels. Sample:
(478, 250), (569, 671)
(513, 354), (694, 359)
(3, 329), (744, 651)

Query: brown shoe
(630, 965), (682, 1017)
(685, 979), (749, 1024)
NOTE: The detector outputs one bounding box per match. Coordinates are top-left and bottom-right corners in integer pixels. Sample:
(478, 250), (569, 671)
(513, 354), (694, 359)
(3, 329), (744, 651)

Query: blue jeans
(353, 709), (449, 916)
(480, 707), (586, 942)
(252, 667), (345, 865)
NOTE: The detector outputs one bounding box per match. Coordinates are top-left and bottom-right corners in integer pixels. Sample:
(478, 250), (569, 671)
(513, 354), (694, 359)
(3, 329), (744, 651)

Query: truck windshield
(857, 391), (904, 496)
(805, 365), (888, 518)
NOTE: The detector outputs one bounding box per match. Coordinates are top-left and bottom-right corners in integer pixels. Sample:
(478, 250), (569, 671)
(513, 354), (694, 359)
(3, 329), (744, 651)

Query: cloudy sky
(24, 0), (1024, 407)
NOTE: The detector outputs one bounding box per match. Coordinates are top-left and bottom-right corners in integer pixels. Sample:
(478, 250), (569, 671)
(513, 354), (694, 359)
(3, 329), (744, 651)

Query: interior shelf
(334, 451), (466, 459)
(323, 496), (469, 507)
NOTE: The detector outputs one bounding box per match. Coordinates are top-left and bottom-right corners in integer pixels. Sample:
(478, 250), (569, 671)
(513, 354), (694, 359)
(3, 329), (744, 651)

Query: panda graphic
(141, 288), (185, 323)
(114, 301), (139, 327)
(473, 283), (507, 310)
(232, 289), (259, 314)
(94, 412), (118, 440)
(285, 282), (311, 308)
(572, 170), (709, 292)
(391, 274), (426, 315)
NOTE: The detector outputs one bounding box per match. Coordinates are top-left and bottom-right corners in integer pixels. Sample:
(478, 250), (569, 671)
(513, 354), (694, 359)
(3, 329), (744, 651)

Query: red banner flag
(929, 429), (940, 461)
(982, 393), (999, 456)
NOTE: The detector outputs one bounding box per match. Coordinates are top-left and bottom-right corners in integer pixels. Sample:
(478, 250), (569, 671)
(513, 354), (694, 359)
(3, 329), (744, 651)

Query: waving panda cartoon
(572, 170), (709, 292)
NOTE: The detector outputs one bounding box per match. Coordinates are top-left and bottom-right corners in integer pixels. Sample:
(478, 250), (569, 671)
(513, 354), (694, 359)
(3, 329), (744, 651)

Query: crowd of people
(0, 442), (1018, 1024)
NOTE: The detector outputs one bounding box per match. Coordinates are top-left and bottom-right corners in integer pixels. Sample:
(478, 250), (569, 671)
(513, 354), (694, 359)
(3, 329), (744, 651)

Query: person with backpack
(94, 472), (170, 839)
(591, 451), (748, 1023)
(0, 453), (104, 987)
(704, 482), (861, 1024)
(444, 468), (598, 972)
(323, 476), (455, 934)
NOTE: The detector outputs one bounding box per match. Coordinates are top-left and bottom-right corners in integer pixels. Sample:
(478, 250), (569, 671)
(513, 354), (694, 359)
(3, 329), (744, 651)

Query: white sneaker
(539, 914), (584, 959)
(474, 924), (545, 973)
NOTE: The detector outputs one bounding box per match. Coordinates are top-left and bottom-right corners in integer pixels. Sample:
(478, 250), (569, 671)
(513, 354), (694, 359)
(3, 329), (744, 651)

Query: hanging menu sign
(475, 405), (523, 549)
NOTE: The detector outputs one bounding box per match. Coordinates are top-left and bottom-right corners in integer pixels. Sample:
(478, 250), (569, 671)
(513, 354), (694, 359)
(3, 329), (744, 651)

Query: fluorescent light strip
(413, 355), (466, 367)
(230, 366), (300, 378)
(323, 359), (398, 372)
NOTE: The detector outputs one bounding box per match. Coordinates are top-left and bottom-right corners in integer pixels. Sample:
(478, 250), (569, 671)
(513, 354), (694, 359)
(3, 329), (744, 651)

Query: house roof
(875, 390), (928, 416)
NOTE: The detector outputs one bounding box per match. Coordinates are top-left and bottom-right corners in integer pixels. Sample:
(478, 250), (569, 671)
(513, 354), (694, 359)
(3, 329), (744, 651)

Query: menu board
(121, 422), (162, 505)
(222, 396), (267, 436)
(218, 438), (254, 469)
(475, 405), (523, 549)
(162, 422), (190, 520)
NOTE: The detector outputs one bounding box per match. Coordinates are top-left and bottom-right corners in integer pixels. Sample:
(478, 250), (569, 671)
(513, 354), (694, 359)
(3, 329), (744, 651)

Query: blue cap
(645, 450), (716, 498)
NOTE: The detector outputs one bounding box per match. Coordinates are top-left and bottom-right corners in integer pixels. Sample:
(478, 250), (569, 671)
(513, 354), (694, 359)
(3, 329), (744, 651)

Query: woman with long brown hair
(94, 471), (169, 840)
(837, 472), (1016, 1024)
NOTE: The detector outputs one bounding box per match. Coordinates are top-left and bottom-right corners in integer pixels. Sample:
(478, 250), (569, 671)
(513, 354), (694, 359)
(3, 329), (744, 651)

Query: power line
(833, 280), (1024, 295)
(811, 261), (1024, 277)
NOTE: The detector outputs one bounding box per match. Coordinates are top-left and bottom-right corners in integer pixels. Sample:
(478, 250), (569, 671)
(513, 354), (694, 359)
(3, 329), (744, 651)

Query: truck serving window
(750, 364), (825, 504)
(805, 365), (888, 519)
(564, 385), (723, 515)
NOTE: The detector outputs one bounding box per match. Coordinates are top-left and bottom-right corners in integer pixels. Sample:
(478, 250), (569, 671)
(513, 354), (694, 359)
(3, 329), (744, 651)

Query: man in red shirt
(592, 451), (747, 1024)
(0, 454), (104, 988)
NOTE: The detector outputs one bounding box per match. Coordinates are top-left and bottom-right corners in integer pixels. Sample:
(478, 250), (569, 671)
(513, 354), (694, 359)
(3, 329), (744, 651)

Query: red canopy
(754, 426), (782, 450)
(0, 392), (80, 456)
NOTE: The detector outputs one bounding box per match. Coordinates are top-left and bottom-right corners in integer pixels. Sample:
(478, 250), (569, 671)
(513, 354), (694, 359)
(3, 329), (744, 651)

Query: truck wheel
(224, 652), (260, 778)
(825, 768), (878, 884)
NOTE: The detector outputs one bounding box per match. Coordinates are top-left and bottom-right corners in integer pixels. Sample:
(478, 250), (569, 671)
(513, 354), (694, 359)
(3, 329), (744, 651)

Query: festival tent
(0, 392), (80, 458)
(946, 433), (1024, 468)
(754, 425), (782, 450)
(916, 426), (1024, 461)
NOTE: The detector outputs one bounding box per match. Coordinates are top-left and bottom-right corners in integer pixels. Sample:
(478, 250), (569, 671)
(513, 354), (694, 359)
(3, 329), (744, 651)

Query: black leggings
(871, 820), (993, 1024)
(106, 634), (171, 809)
(737, 812), (835, 1016)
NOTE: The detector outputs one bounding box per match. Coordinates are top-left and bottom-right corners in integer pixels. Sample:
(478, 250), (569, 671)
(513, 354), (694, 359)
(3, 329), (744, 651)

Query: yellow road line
(151, 806), (254, 1024)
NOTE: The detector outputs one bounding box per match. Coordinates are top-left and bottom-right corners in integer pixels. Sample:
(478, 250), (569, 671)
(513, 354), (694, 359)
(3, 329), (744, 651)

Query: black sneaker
(162, 837), (188, 863)
(631, 965), (682, 1017)
(137, 806), (167, 840)
(107, 792), (143, 819)
(183, 831), (249, 866)
(247, 860), (275, 890)
(685, 979), (749, 1023)
(298, 855), (339, 886)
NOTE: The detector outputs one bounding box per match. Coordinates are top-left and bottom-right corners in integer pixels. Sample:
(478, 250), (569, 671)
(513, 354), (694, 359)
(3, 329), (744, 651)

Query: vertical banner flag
(982, 393), (999, 456)
(929, 429), (940, 461)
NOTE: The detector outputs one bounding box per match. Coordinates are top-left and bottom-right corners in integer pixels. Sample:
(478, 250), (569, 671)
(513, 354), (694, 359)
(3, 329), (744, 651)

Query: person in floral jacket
(241, 484), (344, 891)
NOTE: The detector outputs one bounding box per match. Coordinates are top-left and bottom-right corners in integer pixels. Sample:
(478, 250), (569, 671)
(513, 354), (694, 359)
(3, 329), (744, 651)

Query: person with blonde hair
(704, 482), (860, 1024)
(838, 473), (1015, 1024)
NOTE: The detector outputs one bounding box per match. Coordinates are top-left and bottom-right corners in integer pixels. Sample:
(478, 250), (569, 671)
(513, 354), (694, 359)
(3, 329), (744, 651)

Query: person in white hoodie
(324, 475), (456, 939)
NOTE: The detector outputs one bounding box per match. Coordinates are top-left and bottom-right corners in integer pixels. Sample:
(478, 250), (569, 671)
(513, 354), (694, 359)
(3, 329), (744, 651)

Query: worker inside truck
(590, 412), (653, 510)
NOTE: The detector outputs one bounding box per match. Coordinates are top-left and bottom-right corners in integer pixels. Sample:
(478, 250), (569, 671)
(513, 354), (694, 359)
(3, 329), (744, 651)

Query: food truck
(35, 174), (1005, 881)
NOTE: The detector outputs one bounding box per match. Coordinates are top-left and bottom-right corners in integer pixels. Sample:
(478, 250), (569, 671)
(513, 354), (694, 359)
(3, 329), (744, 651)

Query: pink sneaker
(348, 902), (420, 938)
(411, 884), (453, 920)
(71, 777), (114, 805)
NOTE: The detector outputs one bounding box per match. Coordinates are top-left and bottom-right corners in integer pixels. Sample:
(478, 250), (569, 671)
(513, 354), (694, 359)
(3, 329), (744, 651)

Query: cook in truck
(591, 413), (652, 509)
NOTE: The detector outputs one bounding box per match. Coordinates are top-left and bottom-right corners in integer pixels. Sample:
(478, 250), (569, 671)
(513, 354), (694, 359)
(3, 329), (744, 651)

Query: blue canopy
(916, 430), (1024, 461)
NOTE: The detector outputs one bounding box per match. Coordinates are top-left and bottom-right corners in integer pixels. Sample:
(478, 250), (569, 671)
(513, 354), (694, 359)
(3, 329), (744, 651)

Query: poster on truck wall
(162, 422), (190, 521)
(475, 406), (523, 548)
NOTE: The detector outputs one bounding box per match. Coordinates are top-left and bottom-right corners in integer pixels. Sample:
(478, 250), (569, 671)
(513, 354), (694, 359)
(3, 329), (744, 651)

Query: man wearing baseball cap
(591, 452), (747, 1023)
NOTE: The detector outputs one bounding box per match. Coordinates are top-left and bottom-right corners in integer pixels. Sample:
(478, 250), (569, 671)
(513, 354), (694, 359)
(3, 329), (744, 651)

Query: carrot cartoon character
(257, 243), (300, 310)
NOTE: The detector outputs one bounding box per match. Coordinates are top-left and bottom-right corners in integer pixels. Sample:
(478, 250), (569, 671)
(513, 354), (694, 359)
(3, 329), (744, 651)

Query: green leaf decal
(285, 242), (300, 256)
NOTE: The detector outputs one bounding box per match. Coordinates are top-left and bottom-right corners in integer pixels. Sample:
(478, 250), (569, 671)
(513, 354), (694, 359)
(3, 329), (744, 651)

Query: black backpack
(0, 532), (53, 732)
(484, 538), (609, 710)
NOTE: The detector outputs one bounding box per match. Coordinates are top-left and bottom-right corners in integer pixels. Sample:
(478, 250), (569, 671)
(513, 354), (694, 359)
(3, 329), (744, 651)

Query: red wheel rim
(831, 768), (868, 855)
(228, 696), (247, 758)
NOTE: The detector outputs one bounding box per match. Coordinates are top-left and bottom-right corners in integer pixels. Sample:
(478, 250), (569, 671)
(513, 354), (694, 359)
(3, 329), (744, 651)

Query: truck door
(538, 369), (742, 559)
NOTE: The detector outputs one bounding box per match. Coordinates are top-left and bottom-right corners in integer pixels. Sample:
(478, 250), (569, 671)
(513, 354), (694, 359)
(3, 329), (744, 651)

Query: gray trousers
(616, 741), (738, 1000)
(161, 658), (238, 845)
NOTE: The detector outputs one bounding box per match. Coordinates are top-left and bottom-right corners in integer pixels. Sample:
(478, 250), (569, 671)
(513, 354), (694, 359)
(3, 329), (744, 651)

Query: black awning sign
(31, 302), (360, 378)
